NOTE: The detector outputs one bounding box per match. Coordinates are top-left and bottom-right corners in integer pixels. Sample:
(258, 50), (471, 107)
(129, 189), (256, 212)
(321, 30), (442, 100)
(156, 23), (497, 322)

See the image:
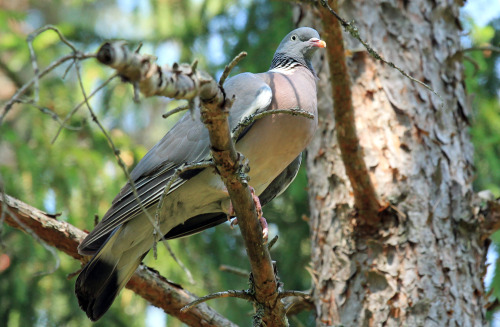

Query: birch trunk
(299, 1), (487, 325)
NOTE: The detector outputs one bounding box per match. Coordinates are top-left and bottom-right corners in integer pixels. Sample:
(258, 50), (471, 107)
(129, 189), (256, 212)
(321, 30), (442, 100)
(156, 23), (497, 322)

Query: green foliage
(0, 1), (309, 326)
(464, 19), (500, 196)
(463, 17), (500, 322)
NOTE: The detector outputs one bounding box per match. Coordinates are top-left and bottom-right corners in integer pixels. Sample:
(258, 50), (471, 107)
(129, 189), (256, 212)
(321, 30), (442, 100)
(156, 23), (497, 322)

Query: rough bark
(299, 1), (487, 326)
(318, 0), (381, 226)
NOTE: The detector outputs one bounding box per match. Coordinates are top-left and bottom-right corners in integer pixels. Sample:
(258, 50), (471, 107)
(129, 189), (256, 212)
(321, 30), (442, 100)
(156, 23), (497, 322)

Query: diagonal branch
(318, 1), (381, 226)
(181, 290), (254, 313)
(199, 70), (287, 327)
(0, 194), (237, 327)
(97, 42), (287, 326)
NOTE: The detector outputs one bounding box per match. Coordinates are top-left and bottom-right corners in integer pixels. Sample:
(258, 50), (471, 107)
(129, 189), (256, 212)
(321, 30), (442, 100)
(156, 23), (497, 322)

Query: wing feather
(79, 73), (272, 254)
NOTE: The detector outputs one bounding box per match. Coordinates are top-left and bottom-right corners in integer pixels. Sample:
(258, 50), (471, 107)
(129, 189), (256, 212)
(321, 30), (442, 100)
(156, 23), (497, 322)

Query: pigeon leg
(228, 186), (268, 242)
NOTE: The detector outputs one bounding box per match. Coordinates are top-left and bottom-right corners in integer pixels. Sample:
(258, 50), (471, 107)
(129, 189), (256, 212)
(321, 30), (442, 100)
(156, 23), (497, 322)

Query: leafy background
(0, 0), (499, 326)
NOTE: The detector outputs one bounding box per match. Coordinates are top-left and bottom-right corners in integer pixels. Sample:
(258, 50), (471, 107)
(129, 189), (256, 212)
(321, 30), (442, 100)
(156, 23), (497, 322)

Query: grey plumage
(75, 27), (325, 321)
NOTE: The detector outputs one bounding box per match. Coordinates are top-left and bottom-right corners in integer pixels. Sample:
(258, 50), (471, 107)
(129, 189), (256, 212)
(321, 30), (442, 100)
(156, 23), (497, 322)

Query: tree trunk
(299, 1), (487, 326)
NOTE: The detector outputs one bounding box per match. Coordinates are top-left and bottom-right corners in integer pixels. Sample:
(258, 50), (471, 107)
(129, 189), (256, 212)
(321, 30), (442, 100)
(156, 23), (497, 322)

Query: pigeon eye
(291, 35), (297, 41)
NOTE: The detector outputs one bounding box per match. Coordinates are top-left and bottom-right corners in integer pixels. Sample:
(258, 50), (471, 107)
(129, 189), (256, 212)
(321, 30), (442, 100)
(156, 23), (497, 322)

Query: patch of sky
(116, 0), (151, 15)
(25, 9), (44, 31)
(123, 109), (139, 133)
(95, 1), (152, 40)
(485, 245), (497, 289)
(227, 4), (248, 30)
(462, 0), (500, 27)
(207, 33), (226, 66)
(155, 41), (181, 66)
(104, 160), (117, 179)
(145, 305), (166, 327)
(43, 188), (56, 214)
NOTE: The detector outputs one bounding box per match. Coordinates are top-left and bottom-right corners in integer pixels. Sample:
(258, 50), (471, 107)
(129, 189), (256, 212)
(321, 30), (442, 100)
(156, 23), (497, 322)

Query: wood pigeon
(75, 27), (326, 321)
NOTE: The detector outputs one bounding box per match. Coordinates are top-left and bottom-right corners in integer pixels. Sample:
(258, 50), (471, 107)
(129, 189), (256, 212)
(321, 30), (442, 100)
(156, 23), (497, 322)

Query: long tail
(75, 227), (147, 321)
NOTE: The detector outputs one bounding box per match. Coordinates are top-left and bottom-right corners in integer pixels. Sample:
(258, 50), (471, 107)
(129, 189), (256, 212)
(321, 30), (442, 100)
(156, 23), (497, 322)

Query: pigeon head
(270, 27), (326, 73)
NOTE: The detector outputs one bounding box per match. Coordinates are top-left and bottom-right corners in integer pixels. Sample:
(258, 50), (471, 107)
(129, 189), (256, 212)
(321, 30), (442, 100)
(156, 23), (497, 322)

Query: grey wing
(163, 154), (302, 240)
(78, 73), (272, 254)
(259, 154), (302, 206)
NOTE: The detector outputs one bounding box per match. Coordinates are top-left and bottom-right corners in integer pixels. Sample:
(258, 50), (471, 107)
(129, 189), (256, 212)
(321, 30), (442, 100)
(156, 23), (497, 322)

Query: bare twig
(132, 82), (140, 103)
(220, 264), (251, 277)
(51, 73), (118, 144)
(318, 0), (441, 100)
(278, 290), (311, 300)
(27, 25), (79, 53)
(1, 25), (94, 126)
(282, 292), (314, 316)
(62, 60), (76, 79)
(199, 52), (287, 325)
(267, 235), (279, 250)
(462, 45), (500, 53)
(26, 25), (79, 103)
(162, 103), (190, 119)
(27, 37), (40, 102)
(66, 268), (82, 280)
(72, 59), (175, 268)
(17, 99), (81, 130)
(181, 290), (253, 313)
(163, 242), (195, 284)
(0, 52), (95, 125)
(219, 51), (247, 86)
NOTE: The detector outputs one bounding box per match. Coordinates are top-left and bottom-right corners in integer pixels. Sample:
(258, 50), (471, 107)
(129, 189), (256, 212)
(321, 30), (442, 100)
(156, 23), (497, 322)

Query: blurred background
(0, 0), (499, 326)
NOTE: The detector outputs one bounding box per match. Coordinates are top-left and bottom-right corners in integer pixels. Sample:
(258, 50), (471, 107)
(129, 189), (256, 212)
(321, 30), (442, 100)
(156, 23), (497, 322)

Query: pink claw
(227, 186), (268, 242)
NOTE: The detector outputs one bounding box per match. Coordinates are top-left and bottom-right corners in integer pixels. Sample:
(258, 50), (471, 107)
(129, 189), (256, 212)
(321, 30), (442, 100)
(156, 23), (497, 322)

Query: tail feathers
(75, 230), (146, 321)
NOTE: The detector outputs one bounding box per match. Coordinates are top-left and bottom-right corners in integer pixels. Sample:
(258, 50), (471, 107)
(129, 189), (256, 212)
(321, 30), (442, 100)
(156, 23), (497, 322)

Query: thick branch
(318, 2), (381, 225)
(0, 194), (236, 327)
(96, 43), (286, 325)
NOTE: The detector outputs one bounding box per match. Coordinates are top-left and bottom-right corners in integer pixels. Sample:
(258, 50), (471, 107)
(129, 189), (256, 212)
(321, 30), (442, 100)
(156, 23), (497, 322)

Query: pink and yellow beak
(310, 38), (327, 48)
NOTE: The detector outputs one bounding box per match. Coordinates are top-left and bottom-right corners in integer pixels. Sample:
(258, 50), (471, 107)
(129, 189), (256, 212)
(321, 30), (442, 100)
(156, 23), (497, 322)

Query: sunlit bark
(299, 1), (487, 325)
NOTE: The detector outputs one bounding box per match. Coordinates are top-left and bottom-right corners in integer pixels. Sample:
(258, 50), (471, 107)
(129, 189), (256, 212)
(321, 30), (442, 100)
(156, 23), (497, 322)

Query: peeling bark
(298, 1), (487, 326)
